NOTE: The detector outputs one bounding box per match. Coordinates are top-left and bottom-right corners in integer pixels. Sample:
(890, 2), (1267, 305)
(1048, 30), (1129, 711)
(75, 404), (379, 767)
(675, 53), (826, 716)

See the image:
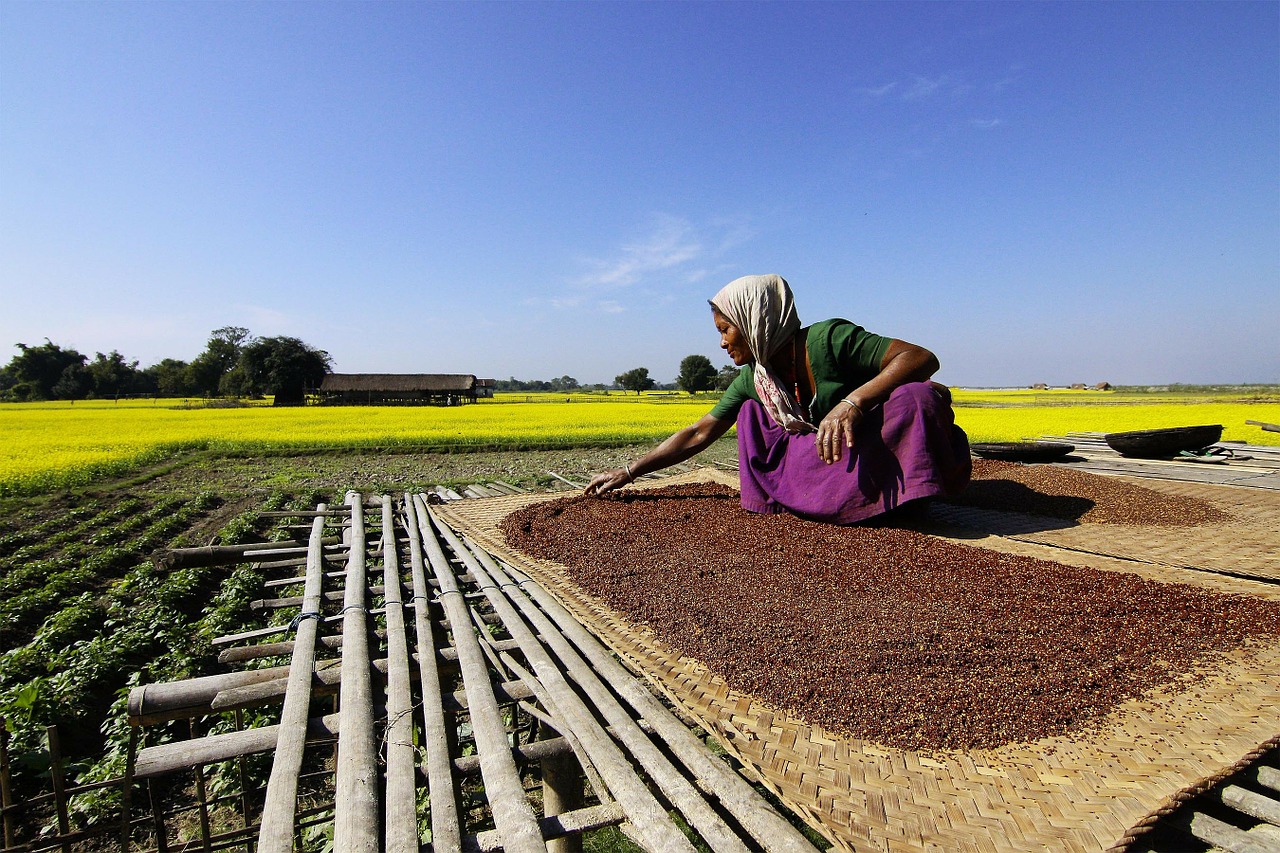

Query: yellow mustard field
(0, 392), (1277, 496)
(0, 395), (713, 495)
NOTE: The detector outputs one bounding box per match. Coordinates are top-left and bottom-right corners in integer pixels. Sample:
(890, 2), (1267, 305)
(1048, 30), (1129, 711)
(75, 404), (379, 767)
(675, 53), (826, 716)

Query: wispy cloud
(862, 73), (984, 103)
(858, 81), (899, 99)
(902, 75), (947, 100)
(970, 118), (1003, 129)
(550, 215), (755, 313)
(575, 215), (704, 291)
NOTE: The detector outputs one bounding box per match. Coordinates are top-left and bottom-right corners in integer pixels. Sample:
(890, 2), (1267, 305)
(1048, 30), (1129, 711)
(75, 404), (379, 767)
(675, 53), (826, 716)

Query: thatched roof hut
(316, 373), (480, 405)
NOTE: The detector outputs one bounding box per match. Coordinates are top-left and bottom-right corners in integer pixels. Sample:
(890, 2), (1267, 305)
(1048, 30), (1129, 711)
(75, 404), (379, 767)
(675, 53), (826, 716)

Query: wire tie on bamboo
(288, 611), (323, 631)
(340, 604), (370, 615)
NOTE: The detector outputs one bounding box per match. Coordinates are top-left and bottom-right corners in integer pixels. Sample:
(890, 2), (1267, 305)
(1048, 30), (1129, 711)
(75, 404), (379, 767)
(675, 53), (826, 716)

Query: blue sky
(2, 1), (1276, 387)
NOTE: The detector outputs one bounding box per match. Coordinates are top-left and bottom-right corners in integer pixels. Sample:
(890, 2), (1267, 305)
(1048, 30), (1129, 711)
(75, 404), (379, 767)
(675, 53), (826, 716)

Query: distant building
(476, 378), (495, 399)
(1094, 382), (1112, 390)
(1070, 383), (1087, 390)
(316, 373), (487, 405)
(1031, 383), (1049, 390)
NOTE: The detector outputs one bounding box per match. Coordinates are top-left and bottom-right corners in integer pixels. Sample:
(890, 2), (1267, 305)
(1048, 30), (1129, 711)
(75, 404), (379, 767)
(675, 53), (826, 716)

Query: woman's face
(713, 309), (752, 365)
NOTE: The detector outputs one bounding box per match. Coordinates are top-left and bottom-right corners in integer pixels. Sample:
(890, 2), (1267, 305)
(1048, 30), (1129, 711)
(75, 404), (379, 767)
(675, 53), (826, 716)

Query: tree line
(500, 356), (739, 396)
(0, 327), (332, 405)
(1, 331), (740, 404)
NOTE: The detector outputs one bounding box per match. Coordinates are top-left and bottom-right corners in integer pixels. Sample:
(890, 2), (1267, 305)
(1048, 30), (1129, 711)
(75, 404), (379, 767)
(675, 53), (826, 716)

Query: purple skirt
(736, 382), (971, 524)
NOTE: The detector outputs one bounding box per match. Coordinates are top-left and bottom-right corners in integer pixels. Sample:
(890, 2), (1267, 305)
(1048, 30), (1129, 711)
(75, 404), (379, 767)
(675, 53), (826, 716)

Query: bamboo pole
(119, 725), (137, 852)
(257, 509), (351, 518)
(411, 495), (544, 853)
(402, 493), (461, 852)
(188, 720), (213, 853)
(233, 710), (255, 853)
(469, 803), (627, 852)
(217, 634), (342, 663)
(380, 496), (418, 853)
(134, 714), (341, 779)
(493, 561), (820, 853)
(0, 717), (15, 849)
(256, 506), (330, 853)
(148, 777), (168, 853)
(129, 660), (341, 725)
(151, 538), (341, 571)
(47, 726), (71, 853)
(332, 492), (378, 853)
(431, 515), (697, 853)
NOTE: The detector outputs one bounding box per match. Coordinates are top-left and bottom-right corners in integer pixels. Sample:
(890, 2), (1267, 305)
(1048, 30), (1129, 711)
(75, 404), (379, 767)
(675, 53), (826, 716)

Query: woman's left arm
(815, 339), (939, 464)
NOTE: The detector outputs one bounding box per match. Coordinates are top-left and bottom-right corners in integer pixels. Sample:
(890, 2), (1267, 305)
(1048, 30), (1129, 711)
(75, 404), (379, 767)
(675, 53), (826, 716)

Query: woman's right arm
(584, 413), (735, 496)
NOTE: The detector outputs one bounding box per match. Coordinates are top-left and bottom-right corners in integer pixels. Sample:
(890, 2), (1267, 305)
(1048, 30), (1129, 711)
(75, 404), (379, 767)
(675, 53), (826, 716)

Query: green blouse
(707, 318), (892, 423)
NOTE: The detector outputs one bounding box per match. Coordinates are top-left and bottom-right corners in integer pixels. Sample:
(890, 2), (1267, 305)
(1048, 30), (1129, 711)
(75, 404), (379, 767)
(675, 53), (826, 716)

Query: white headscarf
(710, 274), (815, 433)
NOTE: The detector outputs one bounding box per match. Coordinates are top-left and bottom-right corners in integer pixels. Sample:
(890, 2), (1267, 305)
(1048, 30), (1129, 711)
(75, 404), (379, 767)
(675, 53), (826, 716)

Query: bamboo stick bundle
(257, 507), (330, 853)
(333, 492), (379, 853)
(403, 493), (462, 852)
(460, 536), (757, 853)
(411, 494), (544, 853)
(488, 559), (820, 853)
(430, 517), (698, 853)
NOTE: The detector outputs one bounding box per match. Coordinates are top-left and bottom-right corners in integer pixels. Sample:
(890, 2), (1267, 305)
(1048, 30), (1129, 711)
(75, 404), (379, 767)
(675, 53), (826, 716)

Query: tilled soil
(500, 483), (1280, 752)
(947, 459), (1232, 525)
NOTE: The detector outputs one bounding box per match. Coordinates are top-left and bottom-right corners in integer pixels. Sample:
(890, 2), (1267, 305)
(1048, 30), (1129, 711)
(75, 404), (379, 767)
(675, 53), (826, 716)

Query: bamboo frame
(458, 536), (821, 853)
(431, 515), (699, 852)
(474, 554), (822, 853)
(411, 495), (545, 853)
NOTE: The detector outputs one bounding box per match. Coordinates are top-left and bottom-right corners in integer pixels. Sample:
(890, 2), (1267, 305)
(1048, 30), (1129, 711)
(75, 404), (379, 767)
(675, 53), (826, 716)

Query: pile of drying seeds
(948, 459), (1232, 525)
(501, 483), (1280, 751)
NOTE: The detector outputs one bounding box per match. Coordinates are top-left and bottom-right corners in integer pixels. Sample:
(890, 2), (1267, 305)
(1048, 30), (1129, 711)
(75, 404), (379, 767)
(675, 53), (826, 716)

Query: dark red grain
(500, 483), (1280, 752)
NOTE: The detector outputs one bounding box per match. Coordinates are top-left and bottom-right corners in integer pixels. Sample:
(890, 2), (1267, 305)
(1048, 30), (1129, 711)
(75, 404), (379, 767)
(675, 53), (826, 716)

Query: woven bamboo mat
(928, 476), (1280, 582)
(435, 470), (1280, 853)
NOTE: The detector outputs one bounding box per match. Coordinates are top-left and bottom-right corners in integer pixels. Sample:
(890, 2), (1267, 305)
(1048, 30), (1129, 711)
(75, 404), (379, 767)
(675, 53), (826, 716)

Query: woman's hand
(816, 398), (864, 464)
(584, 468), (632, 496)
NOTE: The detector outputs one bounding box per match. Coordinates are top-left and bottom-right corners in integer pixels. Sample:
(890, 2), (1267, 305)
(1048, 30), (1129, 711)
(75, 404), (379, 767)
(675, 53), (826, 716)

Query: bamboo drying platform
(121, 489), (820, 853)
(436, 467), (1280, 853)
(937, 434), (1280, 582)
(1036, 432), (1280, 491)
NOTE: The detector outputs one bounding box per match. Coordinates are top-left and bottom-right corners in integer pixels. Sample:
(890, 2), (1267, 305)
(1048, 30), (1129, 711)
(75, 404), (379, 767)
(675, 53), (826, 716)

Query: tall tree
(239, 336), (333, 405)
(714, 364), (740, 392)
(676, 354), (717, 395)
(188, 326), (251, 396)
(4, 341), (88, 400)
(144, 359), (193, 397)
(615, 367), (655, 396)
(87, 350), (144, 399)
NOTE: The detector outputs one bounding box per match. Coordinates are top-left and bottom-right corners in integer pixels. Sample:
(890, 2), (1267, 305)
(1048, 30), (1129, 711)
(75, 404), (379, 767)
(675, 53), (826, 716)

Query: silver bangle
(624, 463), (634, 482)
(839, 398), (864, 417)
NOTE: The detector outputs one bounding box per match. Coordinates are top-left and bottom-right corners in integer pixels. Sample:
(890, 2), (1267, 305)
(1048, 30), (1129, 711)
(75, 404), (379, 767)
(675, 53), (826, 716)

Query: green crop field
(1, 388), (1277, 497)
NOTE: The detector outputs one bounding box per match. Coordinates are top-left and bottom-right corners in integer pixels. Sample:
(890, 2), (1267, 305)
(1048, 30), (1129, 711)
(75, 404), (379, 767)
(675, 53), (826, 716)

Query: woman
(584, 274), (971, 524)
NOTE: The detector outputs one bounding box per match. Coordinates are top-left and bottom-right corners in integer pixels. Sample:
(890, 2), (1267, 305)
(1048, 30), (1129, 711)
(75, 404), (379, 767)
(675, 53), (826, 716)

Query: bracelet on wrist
(624, 463), (634, 483)
(839, 398), (864, 417)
